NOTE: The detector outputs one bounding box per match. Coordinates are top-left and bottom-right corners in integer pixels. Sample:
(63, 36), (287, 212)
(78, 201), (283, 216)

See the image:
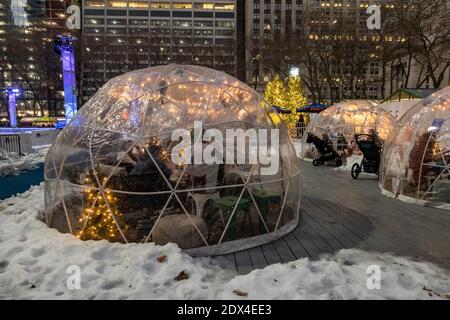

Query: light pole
(53, 35), (77, 125)
(2, 87), (21, 127)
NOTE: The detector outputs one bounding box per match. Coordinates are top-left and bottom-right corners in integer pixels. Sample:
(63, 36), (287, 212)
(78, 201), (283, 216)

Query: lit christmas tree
(264, 74), (308, 126)
(264, 74), (288, 109)
(77, 169), (127, 242)
(284, 76), (307, 126)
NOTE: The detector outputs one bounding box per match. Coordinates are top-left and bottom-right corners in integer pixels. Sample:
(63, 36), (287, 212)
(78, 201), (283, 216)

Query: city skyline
(0, 0), (449, 120)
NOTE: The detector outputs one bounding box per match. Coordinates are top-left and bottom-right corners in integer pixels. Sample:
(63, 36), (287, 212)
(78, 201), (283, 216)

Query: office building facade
(245, 0), (392, 101)
(0, 0), (78, 119)
(81, 0), (241, 102)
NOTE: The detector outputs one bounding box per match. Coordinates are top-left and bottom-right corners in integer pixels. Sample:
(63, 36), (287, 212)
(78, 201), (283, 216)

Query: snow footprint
(0, 260), (9, 273)
(91, 247), (120, 261)
(17, 256), (38, 266)
(95, 263), (106, 274)
(31, 246), (46, 258)
(102, 278), (125, 290)
(5, 245), (24, 258)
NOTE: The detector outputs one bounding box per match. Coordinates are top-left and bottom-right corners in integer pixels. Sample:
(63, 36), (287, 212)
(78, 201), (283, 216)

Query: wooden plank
(261, 243), (283, 265)
(302, 197), (355, 248)
(305, 183), (427, 255)
(210, 160), (450, 273)
(283, 232), (311, 259)
(306, 217), (344, 252)
(234, 250), (253, 275)
(303, 190), (374, 240)
(300, 163), (446, 264)
(247, 247), (268, 270)
(304, 211), (352, 250)
(302, 176), (403, 255)
(306, 198), (373, 243)
(302, 196), (370, 248)
(300, 221), (335, 254)
(291, 226), (322, 260)
(272, 238), (296, 263)
(304, 187), (410, 254)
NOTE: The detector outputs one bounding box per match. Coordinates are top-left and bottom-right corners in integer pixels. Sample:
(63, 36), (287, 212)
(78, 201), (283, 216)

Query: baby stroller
(351, 134), (381, 179)
(306, 133), (343, 167)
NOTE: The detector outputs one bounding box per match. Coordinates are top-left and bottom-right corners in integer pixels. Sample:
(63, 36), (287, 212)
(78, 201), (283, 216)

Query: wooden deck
(213, 160), (450, 274)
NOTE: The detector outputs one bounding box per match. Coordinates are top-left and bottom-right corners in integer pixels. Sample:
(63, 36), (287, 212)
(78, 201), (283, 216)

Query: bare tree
(395, 0), (450, 89)
(247, 0), (449, 103)
(213, 37), (238, 77)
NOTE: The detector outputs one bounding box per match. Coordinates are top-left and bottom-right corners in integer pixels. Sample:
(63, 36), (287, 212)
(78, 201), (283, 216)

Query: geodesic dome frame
(301, 100), (395, 160)
(44, 65), (301, 256)
(379, 100), (420, 120)
(380, 87), (450, 209)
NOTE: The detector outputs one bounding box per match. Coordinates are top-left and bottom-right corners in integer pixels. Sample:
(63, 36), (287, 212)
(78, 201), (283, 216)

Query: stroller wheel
(312, 159), (320, 167)
(351, 163), (360, 179)
(336, 158), (343, 167)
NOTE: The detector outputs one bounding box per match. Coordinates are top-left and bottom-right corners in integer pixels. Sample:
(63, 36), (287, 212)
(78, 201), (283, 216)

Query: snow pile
(217, 252), (450, 300)
(1, 186), (450, 300)
(0, 145), (49, 177)
(336, 154), (363, 172)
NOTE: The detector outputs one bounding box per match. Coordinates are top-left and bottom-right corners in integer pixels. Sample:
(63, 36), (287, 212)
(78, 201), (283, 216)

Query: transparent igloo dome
(44, 64), (300, 256)
(301, 100), (395, 160)
(380, 86), (450, 209)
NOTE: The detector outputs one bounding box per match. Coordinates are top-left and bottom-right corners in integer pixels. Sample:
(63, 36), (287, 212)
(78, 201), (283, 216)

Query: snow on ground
(336, 154), (363, 172)
(1, 185), (450, 300)
(0, 145), (49, 177)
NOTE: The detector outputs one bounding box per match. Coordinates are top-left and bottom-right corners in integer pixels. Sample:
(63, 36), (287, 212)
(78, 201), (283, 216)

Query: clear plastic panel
(302, 100), (395, 159)
(44, 64), (302, 253)
(380, 86), (450, 206)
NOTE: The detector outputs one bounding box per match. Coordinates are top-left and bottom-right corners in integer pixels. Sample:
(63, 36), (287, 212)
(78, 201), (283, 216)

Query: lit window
(150, 2), (171, 9)
(86, 0), (105, 7)
(128, 1), (149, 8)
(173, 3), (192, 9)
(215, 3), (235, 10)
(107, 1), (127, 8)
(194, 2), (214, 9)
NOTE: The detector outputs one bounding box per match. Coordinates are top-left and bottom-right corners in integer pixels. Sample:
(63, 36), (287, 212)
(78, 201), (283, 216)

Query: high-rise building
(0, 0), (79, 119)
(245, 0), (304, 91)
(81, 0), (241, 102)
(245, 0), (397, 101)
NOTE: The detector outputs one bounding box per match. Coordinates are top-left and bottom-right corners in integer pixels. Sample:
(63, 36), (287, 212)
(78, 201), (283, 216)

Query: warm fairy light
(309, 101), (394, 146)
(432, 141), (441, 156)
(77, 170), (126, 242)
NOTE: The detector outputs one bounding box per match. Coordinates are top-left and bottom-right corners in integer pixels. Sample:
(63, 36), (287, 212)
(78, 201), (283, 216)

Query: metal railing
(0, 134), (22, 155)
(289, 124), (307, 139)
